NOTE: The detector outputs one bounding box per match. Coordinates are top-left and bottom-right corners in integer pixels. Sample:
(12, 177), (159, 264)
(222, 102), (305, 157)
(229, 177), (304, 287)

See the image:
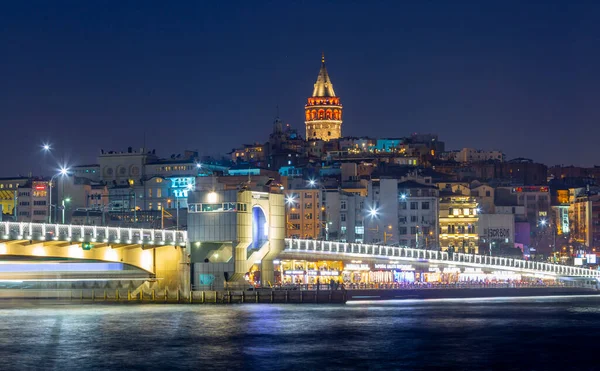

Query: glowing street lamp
(61, 197), (71, 224)
(400, 193), (407, 200)
(368, 207), (379, 218)
(308, 179), (316, 188)
(285, 195), (297, 206)
(42, 143), (51, 152)
(48, 167), (69, 223)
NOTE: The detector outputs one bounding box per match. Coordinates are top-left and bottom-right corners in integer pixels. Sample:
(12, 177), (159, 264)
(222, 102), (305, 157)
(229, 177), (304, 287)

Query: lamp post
(539, 218), (557, 262)
(61, 197), (71, 224)
(308, 179), (330, 241)
(48, 167), (69, 223)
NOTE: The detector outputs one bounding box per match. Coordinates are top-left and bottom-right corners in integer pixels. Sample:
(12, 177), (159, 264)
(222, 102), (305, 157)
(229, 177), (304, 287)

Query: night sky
(2, 1), (600, 176)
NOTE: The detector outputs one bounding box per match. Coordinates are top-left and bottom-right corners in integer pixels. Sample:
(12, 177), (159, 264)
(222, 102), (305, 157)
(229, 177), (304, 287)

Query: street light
(62, 197), (71, 224)
(308, 179), (316, 188)
(48, 167), (69, 223)
(42, 143), (51, 152)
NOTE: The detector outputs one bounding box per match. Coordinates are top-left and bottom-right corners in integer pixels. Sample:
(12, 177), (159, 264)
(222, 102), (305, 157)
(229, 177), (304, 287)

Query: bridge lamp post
(48, 167), (69, 223)
(61, 197), (71, 224)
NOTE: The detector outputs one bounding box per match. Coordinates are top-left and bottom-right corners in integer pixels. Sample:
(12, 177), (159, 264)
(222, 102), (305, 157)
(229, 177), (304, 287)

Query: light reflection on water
(0, 296), (599, 370)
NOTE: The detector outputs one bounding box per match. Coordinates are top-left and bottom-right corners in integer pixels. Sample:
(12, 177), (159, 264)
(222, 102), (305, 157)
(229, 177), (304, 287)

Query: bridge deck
(284, 239), (600, 278)
(0, 221), (186, 247)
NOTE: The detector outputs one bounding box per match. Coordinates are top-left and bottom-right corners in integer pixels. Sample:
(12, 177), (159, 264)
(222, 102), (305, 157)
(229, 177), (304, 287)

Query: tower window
(328, 131), (331, 136)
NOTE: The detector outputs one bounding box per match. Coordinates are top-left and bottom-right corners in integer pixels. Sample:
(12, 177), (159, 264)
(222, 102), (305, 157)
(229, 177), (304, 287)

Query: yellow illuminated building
(439, 195), (479, 253)
(0, 189), (16, 216)
(305, 53), (343, 141)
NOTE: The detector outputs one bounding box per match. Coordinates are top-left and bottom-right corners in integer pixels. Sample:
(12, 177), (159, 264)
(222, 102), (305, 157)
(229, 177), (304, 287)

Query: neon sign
(168, 177), (195, 198)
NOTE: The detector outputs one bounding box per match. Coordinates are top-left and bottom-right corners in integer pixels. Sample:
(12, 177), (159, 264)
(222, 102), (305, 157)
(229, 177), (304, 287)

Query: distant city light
(368, 207), (379, 218)
(59, 167), (69, 176)
(196, 163), (202, 169)
(400, 194), (406, 200)
(42, 143), (51, 151)
(308, 179), (316, 187)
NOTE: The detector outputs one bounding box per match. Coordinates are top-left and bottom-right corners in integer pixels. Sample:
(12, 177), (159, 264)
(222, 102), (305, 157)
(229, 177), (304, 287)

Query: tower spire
(304, 53), (343, 141)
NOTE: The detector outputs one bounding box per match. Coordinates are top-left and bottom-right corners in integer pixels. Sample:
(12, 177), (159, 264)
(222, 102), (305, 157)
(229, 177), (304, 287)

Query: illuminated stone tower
(305, 54), (343, 141)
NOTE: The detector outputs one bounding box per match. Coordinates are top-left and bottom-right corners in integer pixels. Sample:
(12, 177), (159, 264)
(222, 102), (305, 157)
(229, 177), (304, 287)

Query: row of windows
(0, 184), (17, 189)
(158, 165), (194, 172)
(449, 208), (477, 216)
(445, 225), (476, 234)
(188, 203), (248, 213)
(399, 201), (430, 210)
(399, 215), (430, 223)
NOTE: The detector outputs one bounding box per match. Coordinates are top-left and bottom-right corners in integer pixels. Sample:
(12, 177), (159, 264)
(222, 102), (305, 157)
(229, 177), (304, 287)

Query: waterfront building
(439, 193), (479, 253)
(305, 54), (343, 141)
(187, 176), (285, 290)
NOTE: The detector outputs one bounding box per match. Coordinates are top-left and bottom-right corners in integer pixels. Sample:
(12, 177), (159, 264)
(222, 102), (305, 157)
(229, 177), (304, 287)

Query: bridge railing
(284, 239), (600, 278)
(0, 221), (187, 246)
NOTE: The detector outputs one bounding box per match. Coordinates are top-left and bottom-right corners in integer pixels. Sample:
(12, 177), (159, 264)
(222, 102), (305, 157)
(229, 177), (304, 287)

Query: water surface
(0, 296), (599, 370)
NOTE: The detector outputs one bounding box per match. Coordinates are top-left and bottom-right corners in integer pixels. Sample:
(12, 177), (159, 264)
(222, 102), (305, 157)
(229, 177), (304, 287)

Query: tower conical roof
(312, 53), (336, 97)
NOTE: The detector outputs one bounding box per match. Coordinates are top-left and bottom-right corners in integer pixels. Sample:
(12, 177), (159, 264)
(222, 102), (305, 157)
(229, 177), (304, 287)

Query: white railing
(0, 221), (187, 246)
(284, 239), (600, 278)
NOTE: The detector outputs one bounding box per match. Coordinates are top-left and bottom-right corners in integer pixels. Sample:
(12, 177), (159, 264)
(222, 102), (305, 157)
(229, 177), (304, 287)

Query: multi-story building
(495, 186), (550, 226)
(457, 148), (504, 163)
(0, 177), (30, 219)
(570, 193), (600, 250)
(17, 180), (50, 223)
(305, 54), (343, 141)
(284, 185), (322, 240)
(322, 189), (366, 243)
(439, 194), (479, 253)
(365, 176), (439, 247)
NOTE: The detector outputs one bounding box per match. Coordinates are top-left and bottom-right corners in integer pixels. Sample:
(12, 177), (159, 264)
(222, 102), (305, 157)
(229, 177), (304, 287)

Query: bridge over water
(283, 239), (600, 279)
(0, 221), (188, 289)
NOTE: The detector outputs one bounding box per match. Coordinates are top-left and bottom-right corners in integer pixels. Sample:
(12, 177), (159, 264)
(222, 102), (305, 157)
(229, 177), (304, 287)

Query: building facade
(439, 194), (479, 253)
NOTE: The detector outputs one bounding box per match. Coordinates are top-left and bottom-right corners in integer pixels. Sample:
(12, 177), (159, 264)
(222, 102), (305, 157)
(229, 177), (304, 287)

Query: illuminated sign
(34, 185), (46, 190)
(345, 264), (370, 271)
(587, 254), (597, 264)
(168, 177), (195, 198)
(514, 186), (549, 193)
(284, 270), (305, 275)
(319, 271), (339, 276)
(374, 264), (414, 271)
(574, 258), (583, 266)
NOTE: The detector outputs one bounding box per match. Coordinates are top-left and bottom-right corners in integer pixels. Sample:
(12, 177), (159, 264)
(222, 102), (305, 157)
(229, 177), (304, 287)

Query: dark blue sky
(2, 1), (600, 176)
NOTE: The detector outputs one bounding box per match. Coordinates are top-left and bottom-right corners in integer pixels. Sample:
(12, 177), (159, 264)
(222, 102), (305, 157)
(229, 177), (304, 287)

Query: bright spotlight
(285, 195), (296, 205)
(308, 179), (316, 187)
(539, 219), (547, 226)
(42, 143), (51, 151)
(196, 163), (202, 169)
(400, 194), (406, 200)
(59, 167), (69, 176)
(368, 208), (379, 218)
